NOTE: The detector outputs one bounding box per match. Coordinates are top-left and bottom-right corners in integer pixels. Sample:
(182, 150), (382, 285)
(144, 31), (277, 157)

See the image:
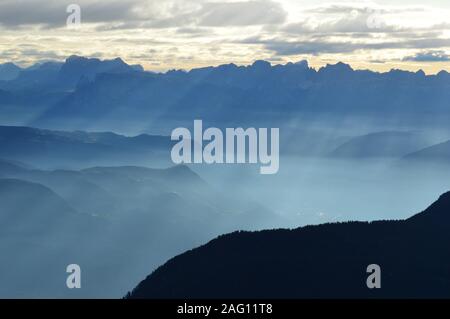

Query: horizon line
(4, 55), (450, 76)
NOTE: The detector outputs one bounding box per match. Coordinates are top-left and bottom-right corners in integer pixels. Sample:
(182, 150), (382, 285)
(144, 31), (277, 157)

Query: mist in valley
(1, 121), (450, 298)
(1, 56), (450, 298)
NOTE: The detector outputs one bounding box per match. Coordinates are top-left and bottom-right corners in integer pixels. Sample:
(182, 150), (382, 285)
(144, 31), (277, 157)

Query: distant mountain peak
(217, 63), (238, 70)
(416, 69), (426, 77)
(113, 57), (125, 63)
(388, 68), (413, 75)
(57, 55), (143, 89)
(251, 60), (271, 69)
(319, 61), (353, 73)
(65, 55), (130, 68)
(66, 55), (87, 63)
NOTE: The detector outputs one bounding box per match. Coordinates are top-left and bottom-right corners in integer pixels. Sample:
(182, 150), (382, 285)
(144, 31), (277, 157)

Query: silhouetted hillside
(128, 192), (450, 299)
(0, 158), (31, 176)
(0, 125), (172, 167)
(330, 131), (435, 158)
(0, 178), (76, 232)
(403, 140), (450, 163)
(0, 177), (105, 241)
(0, 160), (280, 297)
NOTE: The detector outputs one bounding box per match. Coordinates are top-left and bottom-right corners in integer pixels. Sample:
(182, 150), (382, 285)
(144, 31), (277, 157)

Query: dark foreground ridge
(128, 192), (450, 299)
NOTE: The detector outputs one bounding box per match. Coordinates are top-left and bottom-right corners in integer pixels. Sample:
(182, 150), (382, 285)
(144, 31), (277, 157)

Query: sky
(1, 0), (450, 73)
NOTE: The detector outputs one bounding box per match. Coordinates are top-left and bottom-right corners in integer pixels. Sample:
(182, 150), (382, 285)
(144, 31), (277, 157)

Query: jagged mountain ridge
(1, 56), (450, 132)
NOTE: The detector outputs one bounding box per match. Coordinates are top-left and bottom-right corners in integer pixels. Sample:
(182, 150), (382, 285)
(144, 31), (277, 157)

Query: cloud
(284, 4), (388, 35)
(244, 37), (450, 56)
(0, 0), (193, 28)
(1, 0), (450, 72)
(278, 2), (450, 46)
(0, 0), (285, 29)
(175, 27), (213, 36)
(0, 46), (69, 66)
(403, 50), (450, 62)
(280, 3), (450, 37)
(305, 3), (424, 15)
(244, 2), (450, 57)
(0, 0), (148, 28)
(19, 49), (65, 59)
(198, 1), (286, 26)
(262, 40), (357, 55)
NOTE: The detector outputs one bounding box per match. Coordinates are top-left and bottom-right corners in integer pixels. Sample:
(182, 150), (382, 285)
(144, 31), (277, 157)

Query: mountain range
(0, 158), (279, 298)
(1, 56), (450, 133)
(0, 125), (449, 166)
(329, 131), (439, 159)
(1, 55), (450, 299)
(0, 125), (173, 168)
(0, 56), (142, 92)
(128, 191), (450, 299)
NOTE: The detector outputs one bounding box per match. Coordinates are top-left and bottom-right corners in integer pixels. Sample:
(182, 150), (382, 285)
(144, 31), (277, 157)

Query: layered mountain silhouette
(403, 140), (450, 163)
(1, 55), (450, 299)
(0, 56), (144, 123)
(0, 56), (142, 92)
(0, 175), (107, 298)
(0, 124), (446, 165)
(57, 56), (143, 89)
(330, 131), (436, 158)
(0, 159), (278, 298)
(35, 59), (450, 131)
(128, 192), (450, 299)
(1, 56), (450, 132)
(0, 178), (78, 233)
(0, 125), (172, 168)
